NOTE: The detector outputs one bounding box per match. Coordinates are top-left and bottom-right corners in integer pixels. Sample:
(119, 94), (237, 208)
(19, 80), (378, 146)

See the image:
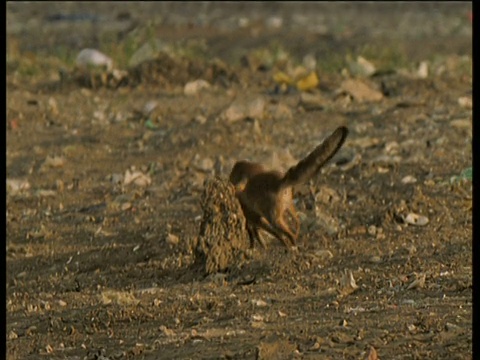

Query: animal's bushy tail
(280, 126), (348, 188)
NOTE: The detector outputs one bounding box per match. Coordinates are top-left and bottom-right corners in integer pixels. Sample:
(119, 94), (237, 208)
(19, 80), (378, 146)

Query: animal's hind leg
(287, 205), (300, 239)
(257, 217), (293, 248)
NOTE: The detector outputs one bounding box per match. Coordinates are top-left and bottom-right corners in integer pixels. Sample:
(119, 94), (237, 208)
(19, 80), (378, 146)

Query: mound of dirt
(195, 176), (250, 274)
(69, 52), (238, 89)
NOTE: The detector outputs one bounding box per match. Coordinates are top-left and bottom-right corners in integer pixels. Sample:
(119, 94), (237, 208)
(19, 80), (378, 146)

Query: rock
(75, 48), (113, 70)
(40, 155), (66, 173)
(221, 97), (266, 123)
(338, 270), (359, 298)
(299, 92), (328, 110)
(458, 96), (472, 109)
(407, 273), (426, 290)
(142, 100), (158, 116)
(123, 169), (151, 187)
(349, 137), (381, 149)
(315, 186), (341, 205)
(401, 175), (417, 184)
(191, 154), (214, 172)
(403, 213), (429, 226)
(296, 71), (319, 91)
(165, 233), (180, 246)
(194, 114), (208, 124)
(303, 53), (317, 71)
(348, 56), (376, 77)
(7, 178), (31, 195)
(449, 119), (471, 129)
(265, 16), (283, 29)
(184, 79), (211, 96)
(340, 79), (383, 102)
(417, 61), (429, 78)
(48, 97), (59, 116)
(271, 102), (292, 120)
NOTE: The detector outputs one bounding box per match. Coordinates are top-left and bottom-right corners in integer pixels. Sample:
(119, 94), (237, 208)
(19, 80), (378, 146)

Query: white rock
(76, 49), (113, 70)
(403, 213), (429, 226)
(401, 175), (417, 184)
(417, 61), (429, 79)
(184, 79), (211, 96)
(349, 56), (376, 77)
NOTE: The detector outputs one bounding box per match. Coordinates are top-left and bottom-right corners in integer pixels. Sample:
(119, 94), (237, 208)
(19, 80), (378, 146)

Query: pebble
(403, 213), (429, 226)
(401, 175), (417, 184)
(184, 79), (211, 96)
(348, 56), (376, 77)
(458, 96), (472, 109)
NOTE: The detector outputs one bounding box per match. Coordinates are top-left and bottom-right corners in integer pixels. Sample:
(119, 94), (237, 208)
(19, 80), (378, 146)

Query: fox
(229, 126), (348, 248)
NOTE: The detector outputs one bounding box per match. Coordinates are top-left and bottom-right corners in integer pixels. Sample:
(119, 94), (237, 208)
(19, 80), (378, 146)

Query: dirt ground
(6, 2), (472, 359)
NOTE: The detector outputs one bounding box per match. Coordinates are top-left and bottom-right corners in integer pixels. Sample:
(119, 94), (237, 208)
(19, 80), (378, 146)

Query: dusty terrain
(7, 2), (472, 359)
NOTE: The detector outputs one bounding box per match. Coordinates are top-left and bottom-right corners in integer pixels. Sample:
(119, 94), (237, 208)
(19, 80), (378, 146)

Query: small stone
(458, 96), (472, 109)
(192, 155), (214, 172)
(194, 114), (207, 124)
(340, 79), (383, 102)
(166, 233), (179, 246)
(299, 92), (328, 110)
(449, 119), (471, 129)
(403, 213), (429, 226)
(142, 100), (158, 116)
(159, 325), (175, 337)
(417, 61), (429, 79)
(407, 273), (426, 290)
(401, 175), (417, 184)
(367, 225), (377, 236)
(48, 97), (59, 116)
(184, 79), (211, 96)
(121, 202), (132, 211)
(296, 71), (319, 91)
(253, 299), (268, 307)
(349, 56), (376, 77)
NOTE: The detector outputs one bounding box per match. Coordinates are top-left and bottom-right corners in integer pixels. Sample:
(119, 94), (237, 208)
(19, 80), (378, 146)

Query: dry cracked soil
(7, 2), (472, 359)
